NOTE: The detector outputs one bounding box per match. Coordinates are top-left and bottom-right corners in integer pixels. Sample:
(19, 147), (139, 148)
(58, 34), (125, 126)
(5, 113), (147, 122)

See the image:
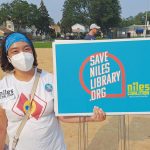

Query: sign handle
(78, 117), (88, 150)
(118, 115), (130, 150)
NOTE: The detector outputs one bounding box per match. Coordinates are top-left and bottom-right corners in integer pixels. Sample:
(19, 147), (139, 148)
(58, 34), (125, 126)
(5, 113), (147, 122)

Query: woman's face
(6, 41), (34, 72)
(7, 41), (32, 58)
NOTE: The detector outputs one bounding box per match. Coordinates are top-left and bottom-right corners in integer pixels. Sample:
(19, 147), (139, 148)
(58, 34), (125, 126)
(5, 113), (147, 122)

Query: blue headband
(5, 33), (32, 52)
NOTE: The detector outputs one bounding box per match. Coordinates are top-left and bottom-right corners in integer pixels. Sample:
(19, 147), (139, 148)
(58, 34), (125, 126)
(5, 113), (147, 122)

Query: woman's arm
(0, 107), (8, 150)
(58, 106), (106, 123)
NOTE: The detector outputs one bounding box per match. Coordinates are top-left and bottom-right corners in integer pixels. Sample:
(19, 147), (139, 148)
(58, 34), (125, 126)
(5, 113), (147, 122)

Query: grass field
(33, 41), (52, 48)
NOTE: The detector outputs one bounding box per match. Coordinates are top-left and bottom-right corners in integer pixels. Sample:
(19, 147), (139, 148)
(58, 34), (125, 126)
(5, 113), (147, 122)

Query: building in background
(6, 21), (14, 32)
(117, 24), (150, 38)
(71, 23), (88, 33)
(0, 21), (14, 37)
(0, 27), (12, 37)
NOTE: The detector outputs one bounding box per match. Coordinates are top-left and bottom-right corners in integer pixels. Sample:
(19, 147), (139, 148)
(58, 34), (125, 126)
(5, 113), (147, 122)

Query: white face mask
(9, 52), (34, 72)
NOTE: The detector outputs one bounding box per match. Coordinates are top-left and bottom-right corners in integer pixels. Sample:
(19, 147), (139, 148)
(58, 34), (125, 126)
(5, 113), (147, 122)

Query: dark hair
(1, 32), (38, 72)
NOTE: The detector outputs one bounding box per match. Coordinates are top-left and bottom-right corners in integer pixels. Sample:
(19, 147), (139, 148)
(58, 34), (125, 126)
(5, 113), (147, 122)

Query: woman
(0, 32), (106, 150)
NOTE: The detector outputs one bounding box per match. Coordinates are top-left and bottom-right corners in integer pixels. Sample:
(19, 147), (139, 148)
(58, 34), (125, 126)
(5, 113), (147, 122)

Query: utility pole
(144, 11), (148, 38)
(144, 0), (149, 38)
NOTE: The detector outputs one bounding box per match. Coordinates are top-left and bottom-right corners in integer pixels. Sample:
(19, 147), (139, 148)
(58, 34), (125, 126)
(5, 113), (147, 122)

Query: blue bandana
(5, 32), (32, 52)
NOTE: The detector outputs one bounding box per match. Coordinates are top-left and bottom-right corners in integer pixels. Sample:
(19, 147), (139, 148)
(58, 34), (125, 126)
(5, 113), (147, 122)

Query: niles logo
(0, 89), (14, 99)
(79, 51), (126, 101)
(128, 82), (150, 97)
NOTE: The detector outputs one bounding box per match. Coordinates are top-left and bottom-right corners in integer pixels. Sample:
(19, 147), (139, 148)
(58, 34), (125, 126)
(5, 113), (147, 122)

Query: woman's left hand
(90, 106), (106, 122)
(58, 106), (106, 123)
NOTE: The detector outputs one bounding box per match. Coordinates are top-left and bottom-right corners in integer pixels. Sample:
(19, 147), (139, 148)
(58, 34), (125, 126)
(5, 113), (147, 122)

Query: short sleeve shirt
(0, 69), (66, 150)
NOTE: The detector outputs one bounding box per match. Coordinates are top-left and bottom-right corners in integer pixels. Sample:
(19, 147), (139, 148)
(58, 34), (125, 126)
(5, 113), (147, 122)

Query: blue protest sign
(53, 39), (150, 116)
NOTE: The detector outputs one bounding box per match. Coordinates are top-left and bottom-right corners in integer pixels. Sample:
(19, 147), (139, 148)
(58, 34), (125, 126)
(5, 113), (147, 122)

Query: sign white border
(53, 38), (150, 116)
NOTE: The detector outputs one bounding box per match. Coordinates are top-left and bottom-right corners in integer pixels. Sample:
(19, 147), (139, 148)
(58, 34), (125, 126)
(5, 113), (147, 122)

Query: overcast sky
(0, 0), (149, 23)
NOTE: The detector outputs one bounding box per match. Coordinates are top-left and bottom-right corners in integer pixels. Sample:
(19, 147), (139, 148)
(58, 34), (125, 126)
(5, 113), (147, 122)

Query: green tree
(11, 0), (29, 30)
(0, 0), (54, 34)
(0, 0), (40, 31)
(61, 0), (121, 34)
(89, 0), (121, 33)
(134, 12), (148, 25)
(27, 4), (41, 29)
(0, 3), (11, 25)
(37, 0), (54, 35)
(120, 12), (150, 27)
(120, 16), (135, 27)
(61, 0), (90, 33)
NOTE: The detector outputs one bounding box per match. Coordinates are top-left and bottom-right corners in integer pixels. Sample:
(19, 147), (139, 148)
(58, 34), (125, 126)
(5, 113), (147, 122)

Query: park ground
(1, 48), (150, 150)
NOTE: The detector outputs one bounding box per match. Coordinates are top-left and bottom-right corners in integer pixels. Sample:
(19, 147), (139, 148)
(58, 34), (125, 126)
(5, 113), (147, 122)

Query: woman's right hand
(0, 107), (8, 150)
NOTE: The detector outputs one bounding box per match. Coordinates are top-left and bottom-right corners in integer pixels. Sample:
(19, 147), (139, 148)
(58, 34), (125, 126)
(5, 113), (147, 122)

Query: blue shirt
(84, 34), (96, 40)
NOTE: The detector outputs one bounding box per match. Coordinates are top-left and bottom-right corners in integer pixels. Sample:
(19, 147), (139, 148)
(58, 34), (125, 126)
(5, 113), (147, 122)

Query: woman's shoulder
(0, 73), (13, 88)
(40, 69), (53, 77)
(40, 69), (53, 82)
(0, 73), (13, 82)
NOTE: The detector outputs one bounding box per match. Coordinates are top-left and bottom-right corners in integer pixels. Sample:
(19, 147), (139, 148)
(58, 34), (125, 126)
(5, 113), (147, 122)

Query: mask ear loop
(6, 47), (12, 63)
(7, 56), (11, 63)
(6, 53), (14, 72)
